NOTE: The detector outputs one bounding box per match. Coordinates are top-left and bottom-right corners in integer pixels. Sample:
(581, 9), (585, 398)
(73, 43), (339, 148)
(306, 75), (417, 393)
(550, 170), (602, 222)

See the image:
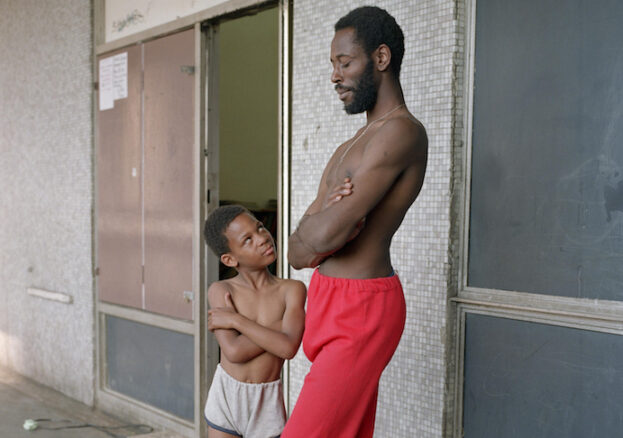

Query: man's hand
(322, 177), (353, 209)
(208, 292), (238, 331)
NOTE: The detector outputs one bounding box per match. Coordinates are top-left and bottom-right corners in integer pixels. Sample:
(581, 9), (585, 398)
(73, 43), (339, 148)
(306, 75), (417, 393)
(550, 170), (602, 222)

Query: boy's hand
(208, 293), (239, 331)
(322, 177), (353, 209)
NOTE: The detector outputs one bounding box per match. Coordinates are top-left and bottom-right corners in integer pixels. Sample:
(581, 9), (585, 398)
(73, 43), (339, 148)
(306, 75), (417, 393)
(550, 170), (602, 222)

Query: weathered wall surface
(288, 1), (462, 436)
(0, 0), (94, 405)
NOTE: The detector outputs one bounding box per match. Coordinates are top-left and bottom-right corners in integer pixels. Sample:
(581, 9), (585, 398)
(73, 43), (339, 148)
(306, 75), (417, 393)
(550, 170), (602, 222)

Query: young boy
(203, 205), (306, 438)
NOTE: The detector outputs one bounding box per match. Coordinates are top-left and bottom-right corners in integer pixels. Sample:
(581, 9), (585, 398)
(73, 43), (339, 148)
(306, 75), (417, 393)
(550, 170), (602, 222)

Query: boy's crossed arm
(207, 283), (267, 363)
(208, 281), (306, 362)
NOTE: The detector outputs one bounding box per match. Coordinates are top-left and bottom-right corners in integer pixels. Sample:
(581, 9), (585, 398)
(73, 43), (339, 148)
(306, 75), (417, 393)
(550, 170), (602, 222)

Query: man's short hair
(335, 6), (405, 78)
(204, 204), (250, 256)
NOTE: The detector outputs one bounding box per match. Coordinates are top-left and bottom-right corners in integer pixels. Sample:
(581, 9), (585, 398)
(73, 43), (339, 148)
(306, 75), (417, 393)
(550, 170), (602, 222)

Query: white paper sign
(99, 52), (128, 111)
(99, 57), (114, 111)
(113, 52), (128, 100)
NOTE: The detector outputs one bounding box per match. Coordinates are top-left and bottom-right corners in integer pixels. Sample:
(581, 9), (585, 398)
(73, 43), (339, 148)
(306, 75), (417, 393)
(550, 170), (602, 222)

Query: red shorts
(282, 269), (406, 438)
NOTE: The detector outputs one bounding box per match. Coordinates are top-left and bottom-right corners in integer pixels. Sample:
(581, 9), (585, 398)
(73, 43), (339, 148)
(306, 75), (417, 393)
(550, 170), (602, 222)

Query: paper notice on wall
(99, 57), (114, 111)
(112, 52), (128, 100)
(99, 52), (128, 111)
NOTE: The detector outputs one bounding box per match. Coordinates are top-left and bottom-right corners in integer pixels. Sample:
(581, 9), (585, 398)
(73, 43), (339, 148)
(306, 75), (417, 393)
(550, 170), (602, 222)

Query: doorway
(216, 7), (280, 281)
(203, 0), (291, 421)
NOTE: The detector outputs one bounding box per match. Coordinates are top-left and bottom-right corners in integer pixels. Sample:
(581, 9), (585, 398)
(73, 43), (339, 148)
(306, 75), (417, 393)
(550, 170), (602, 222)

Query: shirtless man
(282, 6), (427, 438)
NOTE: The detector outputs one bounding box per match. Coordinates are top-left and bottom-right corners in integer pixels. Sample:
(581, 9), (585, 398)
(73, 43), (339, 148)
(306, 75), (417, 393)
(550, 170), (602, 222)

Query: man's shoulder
(365, 114), (427, 163)
(381, 113), (427, 146)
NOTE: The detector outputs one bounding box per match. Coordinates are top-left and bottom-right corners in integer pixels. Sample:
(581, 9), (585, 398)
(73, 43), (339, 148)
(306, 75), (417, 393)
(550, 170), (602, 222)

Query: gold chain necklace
(337, 103), (405, 166)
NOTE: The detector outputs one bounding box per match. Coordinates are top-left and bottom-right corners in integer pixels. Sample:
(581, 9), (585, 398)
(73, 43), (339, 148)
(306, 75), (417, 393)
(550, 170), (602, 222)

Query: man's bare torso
(319, 110), (427, 279)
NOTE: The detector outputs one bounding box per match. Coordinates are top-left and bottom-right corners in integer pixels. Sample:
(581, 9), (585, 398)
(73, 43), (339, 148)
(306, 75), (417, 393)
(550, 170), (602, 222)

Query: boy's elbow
(282, 342), (301, 360)
(221, 345), (247, 363)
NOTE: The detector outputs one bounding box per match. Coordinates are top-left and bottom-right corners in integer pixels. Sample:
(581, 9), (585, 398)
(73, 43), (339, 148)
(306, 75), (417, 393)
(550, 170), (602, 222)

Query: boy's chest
(234, 292), (285, 325)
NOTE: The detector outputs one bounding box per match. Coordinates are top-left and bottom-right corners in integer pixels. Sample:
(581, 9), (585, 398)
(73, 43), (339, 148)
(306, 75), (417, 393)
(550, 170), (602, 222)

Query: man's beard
(340, 59), (377, 115)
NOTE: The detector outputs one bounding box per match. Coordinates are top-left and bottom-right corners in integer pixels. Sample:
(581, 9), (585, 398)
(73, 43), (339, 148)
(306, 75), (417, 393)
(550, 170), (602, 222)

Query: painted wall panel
(463, 314), (623, 438)
(143, 29), (195, 320)
(97, 45), (143, 309)
(468, 0), (623, 299)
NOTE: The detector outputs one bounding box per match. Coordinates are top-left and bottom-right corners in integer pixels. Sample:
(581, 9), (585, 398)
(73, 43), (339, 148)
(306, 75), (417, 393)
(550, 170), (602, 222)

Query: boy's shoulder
(275, 278), (306, 296)
(207, 279), (237, 303)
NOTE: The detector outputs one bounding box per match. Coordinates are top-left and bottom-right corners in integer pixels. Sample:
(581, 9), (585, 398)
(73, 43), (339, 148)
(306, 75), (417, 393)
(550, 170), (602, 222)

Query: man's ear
(374, 44), (392, 72)
(221, 253), (238, 268)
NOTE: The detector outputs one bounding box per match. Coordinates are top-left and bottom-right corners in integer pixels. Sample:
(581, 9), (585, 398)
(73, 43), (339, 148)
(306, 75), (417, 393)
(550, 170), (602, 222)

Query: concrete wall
(0, 0), (94, 405)
(288, 1), (463, 436)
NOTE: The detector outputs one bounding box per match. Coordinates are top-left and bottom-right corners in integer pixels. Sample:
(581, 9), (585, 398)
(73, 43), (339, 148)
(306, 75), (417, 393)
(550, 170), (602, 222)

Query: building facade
(2, 1), (622, 437)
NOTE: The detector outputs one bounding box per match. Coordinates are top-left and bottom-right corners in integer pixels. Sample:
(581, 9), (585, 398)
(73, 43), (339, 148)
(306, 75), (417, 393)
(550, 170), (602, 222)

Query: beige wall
(218, 7), (279, 209)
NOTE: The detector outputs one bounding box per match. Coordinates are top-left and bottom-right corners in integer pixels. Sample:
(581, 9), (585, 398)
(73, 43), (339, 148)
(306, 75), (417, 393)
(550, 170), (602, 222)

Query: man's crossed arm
(288, 118), (425, 269)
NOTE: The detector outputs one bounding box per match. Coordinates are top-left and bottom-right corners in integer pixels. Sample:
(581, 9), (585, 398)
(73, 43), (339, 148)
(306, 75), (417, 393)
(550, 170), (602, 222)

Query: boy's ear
(220, 252), (238, 268)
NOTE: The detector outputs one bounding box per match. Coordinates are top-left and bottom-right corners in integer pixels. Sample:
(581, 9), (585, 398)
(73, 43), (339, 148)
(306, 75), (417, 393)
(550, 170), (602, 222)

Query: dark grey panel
(106, 316), (194, 420)
(463, 314), (623, 438)
(468, 0), (623, 299)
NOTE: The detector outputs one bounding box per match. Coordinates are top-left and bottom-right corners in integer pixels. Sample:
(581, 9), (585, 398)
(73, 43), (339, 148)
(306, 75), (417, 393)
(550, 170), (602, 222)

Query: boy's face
(221, 213), (276, 268)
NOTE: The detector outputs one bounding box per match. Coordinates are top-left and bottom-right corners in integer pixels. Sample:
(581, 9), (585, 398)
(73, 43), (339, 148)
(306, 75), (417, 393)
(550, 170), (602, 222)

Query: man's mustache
(335, 84), (355, 92)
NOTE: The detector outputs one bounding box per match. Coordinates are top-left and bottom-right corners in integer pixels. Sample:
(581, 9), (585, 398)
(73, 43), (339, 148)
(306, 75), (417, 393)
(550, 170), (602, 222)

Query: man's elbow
(287, 252), (304, 270)
(304, 225), (343, 256)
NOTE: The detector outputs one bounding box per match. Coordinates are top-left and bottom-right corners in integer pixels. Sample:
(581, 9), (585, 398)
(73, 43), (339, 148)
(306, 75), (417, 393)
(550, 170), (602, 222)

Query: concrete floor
(0, 365), (184, 438)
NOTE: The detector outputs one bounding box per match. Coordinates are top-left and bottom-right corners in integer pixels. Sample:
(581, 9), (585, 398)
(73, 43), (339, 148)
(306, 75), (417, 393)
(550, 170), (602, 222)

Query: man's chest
(325, 141), (365, 188)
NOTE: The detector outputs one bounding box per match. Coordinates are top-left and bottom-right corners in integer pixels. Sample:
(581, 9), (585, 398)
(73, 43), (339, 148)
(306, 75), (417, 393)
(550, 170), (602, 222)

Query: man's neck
(366, 79), (405, 122)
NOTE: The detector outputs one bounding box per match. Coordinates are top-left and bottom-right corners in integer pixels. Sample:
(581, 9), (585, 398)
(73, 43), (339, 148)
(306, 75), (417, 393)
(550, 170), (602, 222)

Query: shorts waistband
(312, 268), (402, 292)
(216, 364), (282, 388)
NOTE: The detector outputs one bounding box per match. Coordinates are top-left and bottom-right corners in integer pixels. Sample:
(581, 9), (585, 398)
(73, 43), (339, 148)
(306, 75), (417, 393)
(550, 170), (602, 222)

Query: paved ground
(0, 365), (183, 438)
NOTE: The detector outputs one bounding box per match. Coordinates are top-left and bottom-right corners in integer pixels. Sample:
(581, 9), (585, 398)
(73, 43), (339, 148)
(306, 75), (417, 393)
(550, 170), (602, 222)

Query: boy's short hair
(335, 6), (405, 78)
(204, 205), (251, 256)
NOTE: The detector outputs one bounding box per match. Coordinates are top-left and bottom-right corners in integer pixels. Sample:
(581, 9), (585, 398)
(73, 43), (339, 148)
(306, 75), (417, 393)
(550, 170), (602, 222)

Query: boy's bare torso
(217, 276), (291, 383)
(319, 111), (427, 279)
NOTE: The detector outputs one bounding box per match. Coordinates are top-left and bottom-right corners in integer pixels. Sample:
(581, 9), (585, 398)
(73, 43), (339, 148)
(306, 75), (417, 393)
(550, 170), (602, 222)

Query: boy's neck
(233, 267), (275, 290)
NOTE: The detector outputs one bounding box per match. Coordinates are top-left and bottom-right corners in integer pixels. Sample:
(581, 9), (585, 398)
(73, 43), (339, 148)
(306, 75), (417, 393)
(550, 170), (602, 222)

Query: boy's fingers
(225, 292), (236, 310)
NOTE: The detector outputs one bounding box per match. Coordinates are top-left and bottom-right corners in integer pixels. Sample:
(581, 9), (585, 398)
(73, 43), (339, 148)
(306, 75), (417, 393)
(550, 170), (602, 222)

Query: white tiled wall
(288, 1), (463, 436)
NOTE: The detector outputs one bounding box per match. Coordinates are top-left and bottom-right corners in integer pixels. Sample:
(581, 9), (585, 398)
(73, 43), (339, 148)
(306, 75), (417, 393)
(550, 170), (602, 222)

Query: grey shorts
(204, 364), (286, 438)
